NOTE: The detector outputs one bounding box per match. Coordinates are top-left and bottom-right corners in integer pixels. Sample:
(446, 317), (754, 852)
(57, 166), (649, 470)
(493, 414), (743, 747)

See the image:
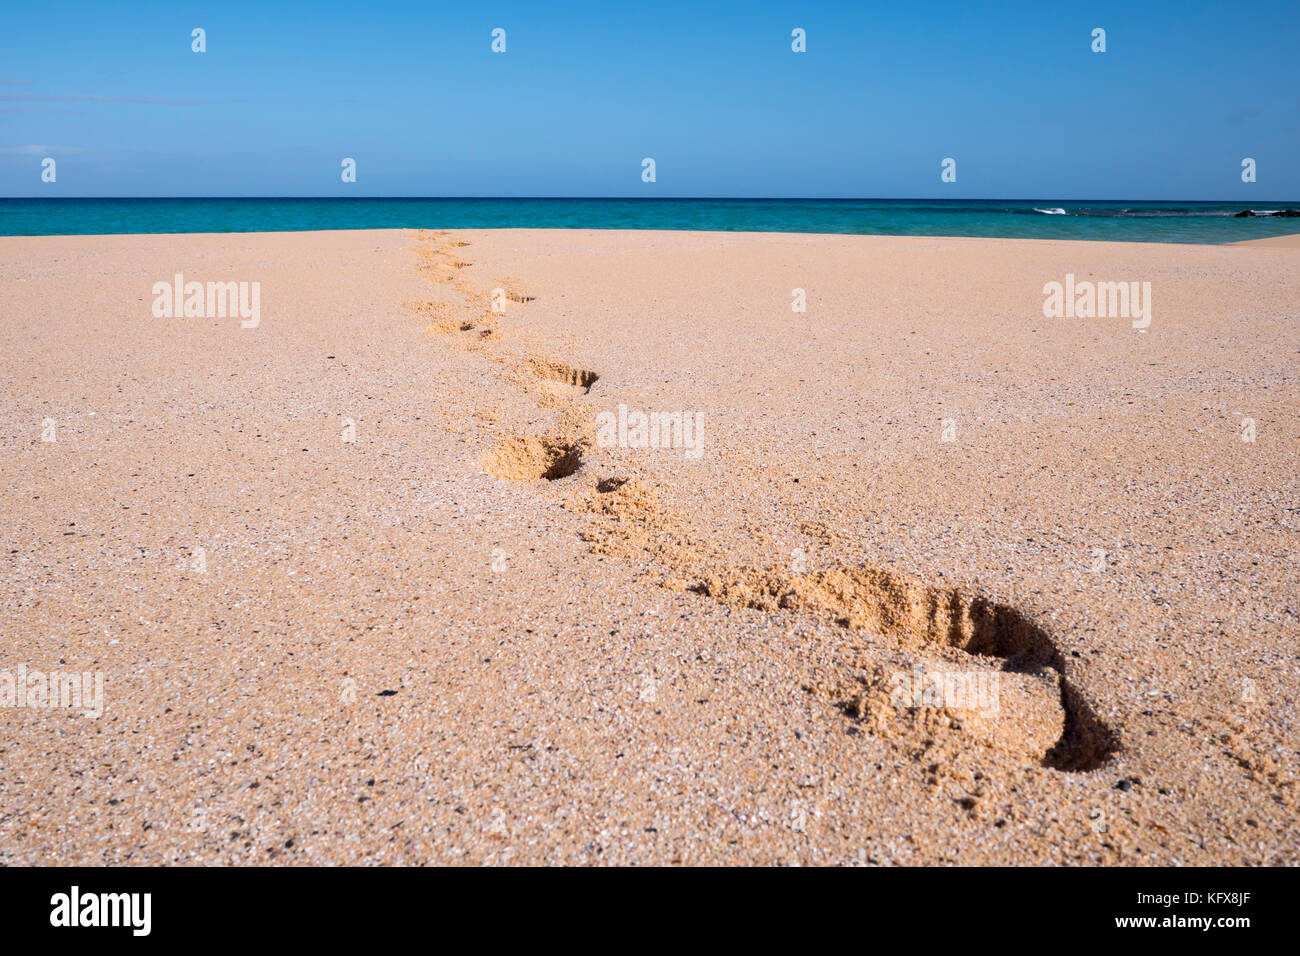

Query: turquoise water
(2, 198), (1298, 243)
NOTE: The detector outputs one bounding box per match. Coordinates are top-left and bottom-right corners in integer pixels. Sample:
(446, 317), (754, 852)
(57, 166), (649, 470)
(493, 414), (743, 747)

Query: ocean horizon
(3, 197), (1299, 243)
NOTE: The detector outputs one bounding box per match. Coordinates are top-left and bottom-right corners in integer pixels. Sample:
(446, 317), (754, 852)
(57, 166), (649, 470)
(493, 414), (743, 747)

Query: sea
(1, 198), (1297, 243)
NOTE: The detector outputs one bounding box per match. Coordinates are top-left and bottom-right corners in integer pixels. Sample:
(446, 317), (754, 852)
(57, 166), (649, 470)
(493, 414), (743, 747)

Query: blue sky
(2, 0), (1297, 198)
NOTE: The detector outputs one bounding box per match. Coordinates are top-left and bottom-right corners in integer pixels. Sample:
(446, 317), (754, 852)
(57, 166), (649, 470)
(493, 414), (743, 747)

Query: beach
(0, 227), (1296, 864)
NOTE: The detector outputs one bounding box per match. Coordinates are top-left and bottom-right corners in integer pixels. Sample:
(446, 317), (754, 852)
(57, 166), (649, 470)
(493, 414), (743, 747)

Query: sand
(0, 227), (1296, 865)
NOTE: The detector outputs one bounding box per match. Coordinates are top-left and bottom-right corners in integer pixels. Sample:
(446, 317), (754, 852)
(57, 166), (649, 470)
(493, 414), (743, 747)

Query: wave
(1015, 206), (1297, 218)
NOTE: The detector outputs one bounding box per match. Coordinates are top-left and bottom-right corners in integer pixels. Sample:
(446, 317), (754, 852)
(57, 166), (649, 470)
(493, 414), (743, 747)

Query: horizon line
(5, 196), (1300, 204)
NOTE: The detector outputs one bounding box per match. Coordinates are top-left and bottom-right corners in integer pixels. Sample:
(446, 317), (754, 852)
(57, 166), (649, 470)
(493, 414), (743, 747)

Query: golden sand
(0, 227), (1296, 864)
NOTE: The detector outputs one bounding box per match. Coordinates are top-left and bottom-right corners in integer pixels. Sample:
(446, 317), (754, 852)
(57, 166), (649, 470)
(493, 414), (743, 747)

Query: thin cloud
(0, 78), (31, 86)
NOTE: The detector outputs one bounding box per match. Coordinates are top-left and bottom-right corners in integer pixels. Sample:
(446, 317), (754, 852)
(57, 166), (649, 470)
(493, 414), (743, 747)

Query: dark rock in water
(1234, 210), (1255, 217)
(1277, 209), (1300, 217)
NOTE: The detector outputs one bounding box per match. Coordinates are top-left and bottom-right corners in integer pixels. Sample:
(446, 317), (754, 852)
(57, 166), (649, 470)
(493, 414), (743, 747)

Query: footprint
(836, 660), (1069, 769)
(500, 282), (535, 303)
(408, 300), (468, 334)
(524, 358), (599, 393)
(419, 266), (456, 284)
(691, 564), (1117, 771)
(425, 318), (477, 335)
(483, 432), (586, 481)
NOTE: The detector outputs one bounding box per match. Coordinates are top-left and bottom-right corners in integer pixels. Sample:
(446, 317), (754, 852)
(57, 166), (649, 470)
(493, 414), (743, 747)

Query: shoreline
(4, 225), (1300, 247)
